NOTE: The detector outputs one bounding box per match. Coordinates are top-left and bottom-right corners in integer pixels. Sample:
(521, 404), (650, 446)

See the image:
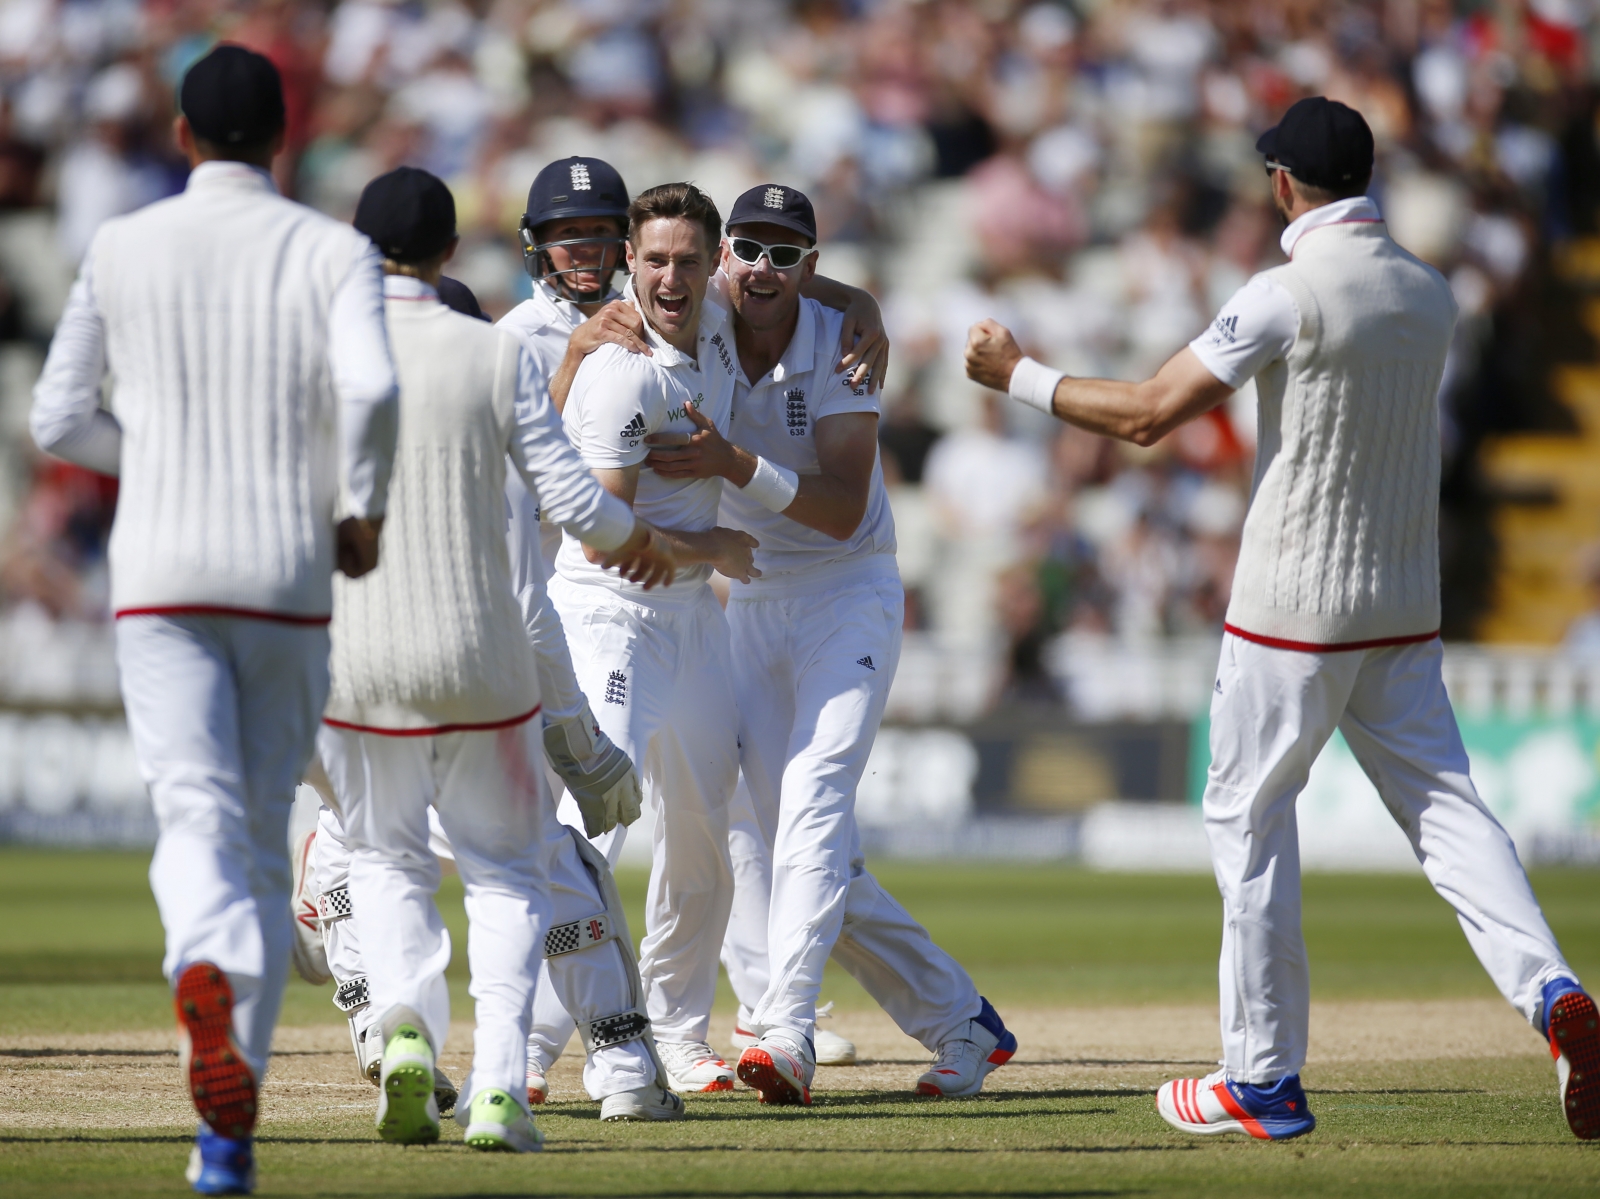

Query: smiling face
(537, 215), (626, 300)
(626, 216), (712, 351)
(722, 220), (817, 333)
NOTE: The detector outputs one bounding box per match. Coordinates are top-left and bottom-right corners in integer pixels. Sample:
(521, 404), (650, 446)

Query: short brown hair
(627, 182), (721, 253)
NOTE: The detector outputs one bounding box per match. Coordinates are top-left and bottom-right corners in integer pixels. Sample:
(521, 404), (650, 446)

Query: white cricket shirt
(555, 280), (740, 604)
(1188, 196), (1382, 389)
(719, 296), (897, 597)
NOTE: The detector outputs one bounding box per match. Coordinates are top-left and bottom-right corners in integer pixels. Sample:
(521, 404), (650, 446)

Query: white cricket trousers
(117, 613), (330, 1080)
(722, 578), (981, 1050)
(317, 719), (552, 1106)
(312, 798), (653, 1098)
(1206, 632), (1577, 1083)
(546, 577), (739, 1043)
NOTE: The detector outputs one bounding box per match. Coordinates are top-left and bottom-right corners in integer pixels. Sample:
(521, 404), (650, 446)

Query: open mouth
(746, 284), (781, 301)
(657, 292), (688, 317)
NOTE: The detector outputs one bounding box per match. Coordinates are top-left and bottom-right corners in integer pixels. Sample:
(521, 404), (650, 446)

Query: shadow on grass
(858, 1059), (1214, 1069)
(0, 1047), (175, 1058)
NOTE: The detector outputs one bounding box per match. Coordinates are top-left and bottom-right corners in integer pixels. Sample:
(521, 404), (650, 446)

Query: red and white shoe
(1157, 1069), (1316, 1139)
(916, 997), (1016, 1097)
(737, 1033), (813, 1106)
(526, 1067), (548, 1106)
(175, 963), (258, 1139)
(288, 828), (331, 986)
(657, 1040), (734, 1093)
(1545, 979), (1600, 1139)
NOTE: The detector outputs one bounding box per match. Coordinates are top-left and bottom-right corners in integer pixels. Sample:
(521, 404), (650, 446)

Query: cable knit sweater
(325, 288), (634, 732)
(1226, 221), (1457, 649)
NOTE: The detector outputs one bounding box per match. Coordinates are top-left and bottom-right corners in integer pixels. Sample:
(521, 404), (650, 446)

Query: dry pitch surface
(2, 853), (1598, 1196)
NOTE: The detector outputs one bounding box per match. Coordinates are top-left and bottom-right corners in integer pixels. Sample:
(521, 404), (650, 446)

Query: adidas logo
(619, 413), (647, 441)
(1209, 313), (1239, 344)
(1214, 678), (1223, 694)
(857, 655), (875, 671)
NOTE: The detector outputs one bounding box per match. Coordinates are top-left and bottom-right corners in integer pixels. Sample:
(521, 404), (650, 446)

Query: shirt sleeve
(1187, 273), (1300, 390)
(327, 241), (400, 519)
(29, 254), (122, 475)
(813, 311), (880, 420)
(565, 349), (655, 470)
(504, 471), (586, 720)
(507, 343), (636, 551)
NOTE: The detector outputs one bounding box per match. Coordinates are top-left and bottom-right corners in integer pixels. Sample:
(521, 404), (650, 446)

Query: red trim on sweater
(322, 704), (542, 738)
(115, 604), (331, 626)
(1223, 623), (1439, 653)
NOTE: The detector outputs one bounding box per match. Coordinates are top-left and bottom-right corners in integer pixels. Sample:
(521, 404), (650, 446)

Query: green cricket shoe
(376, 1024), (439, 1145)
(463, 1088), (544, 1153)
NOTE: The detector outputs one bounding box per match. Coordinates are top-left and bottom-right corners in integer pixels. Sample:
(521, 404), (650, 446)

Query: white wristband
(741, 455), (799, 513)
(1007, 355), (1065, 414)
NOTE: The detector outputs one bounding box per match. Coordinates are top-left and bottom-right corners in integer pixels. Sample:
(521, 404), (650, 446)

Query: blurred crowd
(0, 0), (1597, 707)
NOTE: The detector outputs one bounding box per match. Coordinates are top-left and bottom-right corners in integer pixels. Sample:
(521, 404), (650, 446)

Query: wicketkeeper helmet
(519, 155), (630, 302)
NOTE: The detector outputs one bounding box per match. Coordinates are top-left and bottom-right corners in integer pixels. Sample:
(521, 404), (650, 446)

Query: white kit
(717, 298), (981, 1052)
(1189, 204), (1578, 1084)
(545, 284), (742, 1048)
(30, 160), (400, 1080)
(315, 276), (638, 1111)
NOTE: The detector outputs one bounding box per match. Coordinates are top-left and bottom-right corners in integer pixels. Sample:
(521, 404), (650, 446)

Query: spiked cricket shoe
(915, 997), (1016, 1097)
(526, 1068), (548, 1106)
(600, 1082), (687, 1121)
(175, 964), (258, 1139)
(658, 1039), (735, 1093)
(432, 1066), (457, 1117)
(464, 1088), (544, 1152)
(738, 1033), (813, 1106)
(375, 1023), (439, 1145)
(185, 1125), (254, 1195)
(1157, 1069), (1316, 1139)
(1544, 977), (1600, 1139)
(288, 828), (330, 985)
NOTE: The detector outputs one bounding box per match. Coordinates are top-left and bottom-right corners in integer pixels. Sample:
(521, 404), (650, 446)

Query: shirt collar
(1280, 195), (1382, 257)
(767, 298), (816, 385)
(383, 275), (438, 302)
(185, 160), (278, 195)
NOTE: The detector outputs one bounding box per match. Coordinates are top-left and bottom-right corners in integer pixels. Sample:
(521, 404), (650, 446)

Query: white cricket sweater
(325, 284), (635, 733)
(1226, 220), (1457, 649)
(77, 163), (398, 620)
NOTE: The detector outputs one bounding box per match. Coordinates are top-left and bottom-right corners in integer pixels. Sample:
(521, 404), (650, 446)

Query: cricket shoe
(737, 1032), (813, 1106)
(657, 1039), (735, 1093)
(175, 964), (258, 1139)
(915, 997), (1016, 1097)
(375, 1022), (439, 1144)
(816, 1002), (858, 1066)
(526, 1066), (548, 1106)
(288, 828), (330, 985)
(730, 1006), (760, 1054)
(1544, 977), (1600, 1139)
(463, 1087), (544, 1152)
(600, 1081), (687, 1122)
(432, 1067), (457, 1118)
(1157, 1069), (1316, 1140)
(185, 1125), (254, 1195)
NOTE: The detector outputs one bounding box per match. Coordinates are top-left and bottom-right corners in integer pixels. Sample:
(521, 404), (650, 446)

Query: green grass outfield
(2, 848), (1598, 1196)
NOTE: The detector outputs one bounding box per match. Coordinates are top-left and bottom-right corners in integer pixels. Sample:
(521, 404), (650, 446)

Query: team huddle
(25, 45), (1600, 1198)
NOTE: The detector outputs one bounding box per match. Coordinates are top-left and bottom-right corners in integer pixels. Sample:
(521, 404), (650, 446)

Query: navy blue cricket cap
(179, 44), (285, 147)
(524, 156), (630, 229)
(354, 167), (457, 264)
(727, 184), (817, 244)
(1255, 97), (1374, 191)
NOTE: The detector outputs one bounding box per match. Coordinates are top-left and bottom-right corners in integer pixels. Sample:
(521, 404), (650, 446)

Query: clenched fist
(964, 319), (1026, 393)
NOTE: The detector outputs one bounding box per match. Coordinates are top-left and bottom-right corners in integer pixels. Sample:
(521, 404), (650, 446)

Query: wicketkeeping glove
(542, 700), (642, 837)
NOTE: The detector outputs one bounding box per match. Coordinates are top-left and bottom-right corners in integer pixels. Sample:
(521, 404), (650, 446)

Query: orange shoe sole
(736, 1048), (810, 1106)
(1551, 990), (1600, 1139)
(175, 963), (257, 1138)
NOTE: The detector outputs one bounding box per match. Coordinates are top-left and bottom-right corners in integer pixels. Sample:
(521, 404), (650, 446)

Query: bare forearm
(1049, 377), (1167, 446)
(780, 475), (865, 541)
(549, 347), (582, 414)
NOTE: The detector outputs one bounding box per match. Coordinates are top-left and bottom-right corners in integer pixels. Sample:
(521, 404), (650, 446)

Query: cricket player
(965, 96), (1597, 1142)
(29, 46), (400, 1195)
(312, 167), (677, 1152)
(547, 180), (756, 1092)
(644, 184), (1017, 1106)
(505, 162), (893, 1097)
